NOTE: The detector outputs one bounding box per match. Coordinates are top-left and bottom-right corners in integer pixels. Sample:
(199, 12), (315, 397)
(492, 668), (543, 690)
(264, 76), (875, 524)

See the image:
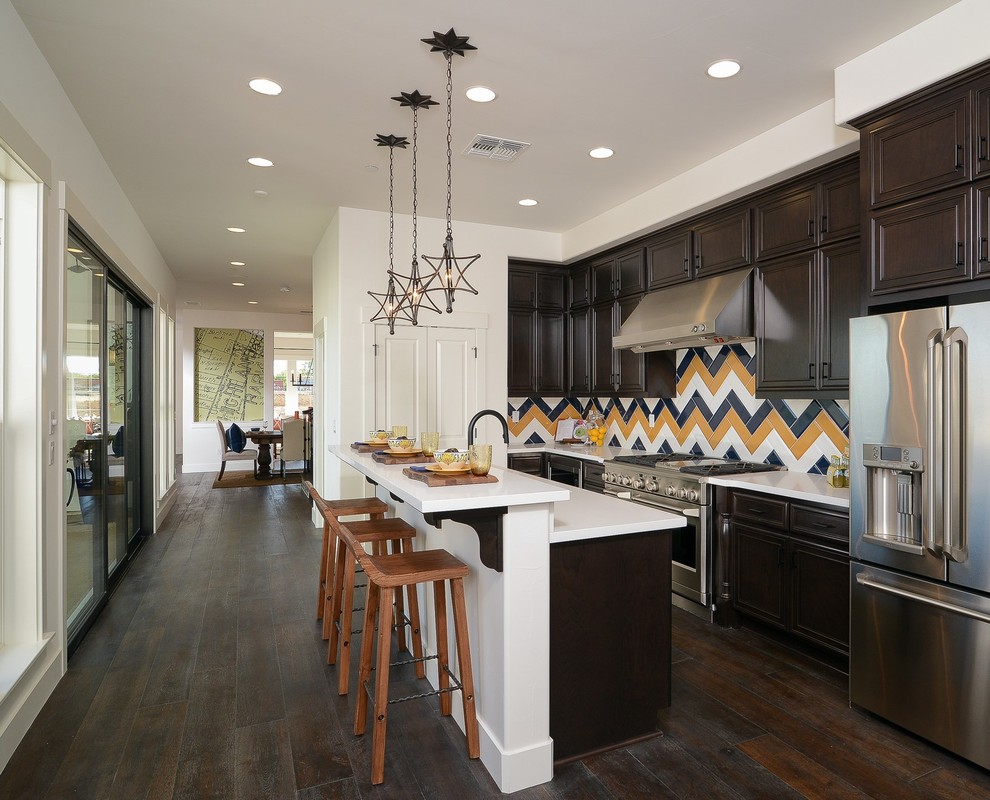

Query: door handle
(956, 241), (965, 266)
(820, 214), (828, 234)
(808, 219), (815, 239)
(926, 328), (944, 557)
(955, 143), (964, 170)
(856, 574), (990, 624)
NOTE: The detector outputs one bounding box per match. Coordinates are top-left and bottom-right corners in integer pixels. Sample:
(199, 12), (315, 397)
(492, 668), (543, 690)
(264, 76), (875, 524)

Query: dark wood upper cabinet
(568, 305), (590, 395)
(537, 272), (565, 309)
(592, 248), (646, 302)
(755, 186), (817, 261)
(977, 179), (990, 277)
(591, 256), (615, 303)
(646, 228), (693, 289)
(508, 269), (537, 307)
(568, 265), (590, 307)
(756, 253), (818, 394)
(865, 89), (970, 208)
(590, 301), (616, 395)
(819, 240), (860, 392)
(508, 307), (536, 395)
(615, 295), (647, 394)
(870, 187), (971, 294)
(819, 162), (860, 244)
(976, 85), (990, 178)
(694, 207), (751, 277)
(537, 310), (565, 393)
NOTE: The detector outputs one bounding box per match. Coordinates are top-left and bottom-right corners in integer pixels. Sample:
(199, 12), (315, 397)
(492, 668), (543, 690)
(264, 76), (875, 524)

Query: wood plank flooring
(3, 471), (990, 799)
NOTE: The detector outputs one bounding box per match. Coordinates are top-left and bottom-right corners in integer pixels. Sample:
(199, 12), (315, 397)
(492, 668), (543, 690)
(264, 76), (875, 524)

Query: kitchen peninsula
(330, 445), (685, 793)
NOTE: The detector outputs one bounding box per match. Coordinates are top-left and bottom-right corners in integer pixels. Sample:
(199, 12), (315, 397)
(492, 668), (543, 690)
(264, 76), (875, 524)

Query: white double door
(373, 324), (482, 452)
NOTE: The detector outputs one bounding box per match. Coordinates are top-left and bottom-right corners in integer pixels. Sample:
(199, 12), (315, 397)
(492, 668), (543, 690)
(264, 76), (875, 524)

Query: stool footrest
(363, 661), (464, 707)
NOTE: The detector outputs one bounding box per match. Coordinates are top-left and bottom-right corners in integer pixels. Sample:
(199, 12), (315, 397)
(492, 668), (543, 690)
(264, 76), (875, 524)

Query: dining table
(245, 429), (282, 479)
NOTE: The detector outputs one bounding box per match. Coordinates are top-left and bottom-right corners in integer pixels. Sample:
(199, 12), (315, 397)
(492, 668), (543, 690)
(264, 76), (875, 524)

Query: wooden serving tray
(351, 442), (381, 453)
(372, 451), (434, 465)
(403, 467), (499, 486)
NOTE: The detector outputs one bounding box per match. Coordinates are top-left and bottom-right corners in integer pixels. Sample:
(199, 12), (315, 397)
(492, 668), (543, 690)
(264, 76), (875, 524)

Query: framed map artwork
(194, 327), (265, 422)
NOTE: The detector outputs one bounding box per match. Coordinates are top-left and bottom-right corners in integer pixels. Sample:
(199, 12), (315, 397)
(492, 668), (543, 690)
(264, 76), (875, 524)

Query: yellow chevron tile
(817, 411), (849, 451)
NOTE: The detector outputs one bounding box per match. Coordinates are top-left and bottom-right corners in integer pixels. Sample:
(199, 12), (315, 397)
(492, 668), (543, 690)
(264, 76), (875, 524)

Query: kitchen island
(330, 445), (685, 792)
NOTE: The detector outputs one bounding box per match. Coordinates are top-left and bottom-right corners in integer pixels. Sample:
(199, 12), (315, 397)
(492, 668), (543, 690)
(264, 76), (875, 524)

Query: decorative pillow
(226, 422), (247, 453)
(111, 425), (125, 457)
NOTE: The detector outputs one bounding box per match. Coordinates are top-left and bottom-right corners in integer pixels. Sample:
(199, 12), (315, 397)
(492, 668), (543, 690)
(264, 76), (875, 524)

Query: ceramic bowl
(387, 436), (417, 451)
(368, 429), (390, 443)
(433, 449), (470, 468)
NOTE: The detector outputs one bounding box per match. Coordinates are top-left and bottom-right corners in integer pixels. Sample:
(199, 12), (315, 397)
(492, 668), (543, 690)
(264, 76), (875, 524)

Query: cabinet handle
(981, 237), (989, 263)
(683, 257), (689, 273)
(809, 362), (815, 380)
(807, 219), (815, 239)
(822, 361), (830, 380)
(957, 241), (965, 267)
(980, 136), (989, 162)
(820, 214), (828, 234)
(811, 521), (835, 530)
(955, 144), (964, 170)
(746, 507), (765, 515)
(695, 254), (702, 271)
(778, 549), (787, 567)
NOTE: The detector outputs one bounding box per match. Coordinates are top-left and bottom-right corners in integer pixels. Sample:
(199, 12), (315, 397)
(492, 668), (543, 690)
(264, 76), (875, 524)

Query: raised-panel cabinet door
(615, 294), (646, 394)
(508, 308), (537, 395)
(537, 272), (565, 309)
(694, 207), (752, 277)
(976, 84), (990, 179)
(755, 185), (817, 261)
(568, 265), (590, 307)
(646, 229), (693, 289)
(537, 311), (566, 394)
(756, 253), (817, 393)
(508, 269), (537, 307)
(976, 179), (990, 277)
(732, 524), (788, 629)
(375, 324), (429, 437)
(789, 541), (850, 654)
(568, 305), (590, 395)
(616, 248), (646, 296)
(819, 163), (860, 244)
(866, 91), (970, 207)
(591, 257), (614, 303)
(428, 327), (479, 453)
(820, 240), (861, 391)
(591, 301), (616, 394)
(870, 187), (971, 294)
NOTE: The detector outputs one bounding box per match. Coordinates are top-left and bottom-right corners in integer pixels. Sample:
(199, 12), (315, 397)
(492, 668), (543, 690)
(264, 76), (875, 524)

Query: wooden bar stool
(302, 480), (386, 637)
(354, 547), (480, 785)
(329, 518), (424, 697)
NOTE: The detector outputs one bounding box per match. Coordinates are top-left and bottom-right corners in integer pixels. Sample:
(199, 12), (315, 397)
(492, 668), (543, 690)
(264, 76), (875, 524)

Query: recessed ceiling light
(230, 261), (245, 266)
(232, 281), (246, 287)
(589, 147), (614, 159)
(466, 86), (496, 103)
(248, 300), (259, 305)
(707, 59), (741, 79)
(253, 189), (269, 197)
(227, 227), (246, 233)
(249, 78), (282, 96)
(518, 198), (538, 207)
(248, 157), (274, 168)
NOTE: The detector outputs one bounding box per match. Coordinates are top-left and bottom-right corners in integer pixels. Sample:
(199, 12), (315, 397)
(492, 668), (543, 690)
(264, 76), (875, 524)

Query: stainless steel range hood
(613, 268), (754, 353)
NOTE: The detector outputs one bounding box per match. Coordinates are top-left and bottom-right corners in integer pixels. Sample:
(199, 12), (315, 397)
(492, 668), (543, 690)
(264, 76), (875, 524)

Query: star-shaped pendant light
(421, 28), (481, 313)
(386, 90), (443, 325)
(367, 133), (412, 335)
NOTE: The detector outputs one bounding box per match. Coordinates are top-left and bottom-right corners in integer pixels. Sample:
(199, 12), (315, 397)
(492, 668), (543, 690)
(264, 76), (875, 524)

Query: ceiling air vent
(463, 134), (530, 162)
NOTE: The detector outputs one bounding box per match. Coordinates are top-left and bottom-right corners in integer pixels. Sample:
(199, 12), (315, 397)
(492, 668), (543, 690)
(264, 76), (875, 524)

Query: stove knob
(665, 485), (676, 497)
(678, 487), (688, 500)
(622, 475), (633, 487)
(632, 478), (645, 490)
(602, 471), (612, 483)
(687, 489), (699, 503)
(645, 479), (659, 493)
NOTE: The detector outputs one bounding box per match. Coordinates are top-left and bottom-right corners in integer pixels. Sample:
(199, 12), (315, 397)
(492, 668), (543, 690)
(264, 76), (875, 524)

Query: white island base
(330, 446), (684, 793)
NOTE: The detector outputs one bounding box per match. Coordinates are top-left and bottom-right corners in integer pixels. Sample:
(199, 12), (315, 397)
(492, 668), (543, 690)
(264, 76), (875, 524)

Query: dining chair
(278, 416), (306, 478)
(216, 419), (259, 480)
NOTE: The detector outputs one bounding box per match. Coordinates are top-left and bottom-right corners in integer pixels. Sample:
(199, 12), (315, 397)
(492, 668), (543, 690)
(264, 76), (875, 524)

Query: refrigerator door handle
(856, 573), (990, 624)
(926, 328), (945, 557)
(943, 326), (968, 563)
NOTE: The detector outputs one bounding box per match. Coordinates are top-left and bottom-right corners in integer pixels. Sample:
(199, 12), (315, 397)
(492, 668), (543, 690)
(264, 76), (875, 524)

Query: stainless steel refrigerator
(849, 302), (990, 770)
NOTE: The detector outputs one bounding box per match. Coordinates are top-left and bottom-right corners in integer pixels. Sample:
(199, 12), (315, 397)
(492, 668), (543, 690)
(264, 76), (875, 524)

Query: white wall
(313, 206), (560, 500)
(177, 308), (313, 472)
(835, 0), (990, 125)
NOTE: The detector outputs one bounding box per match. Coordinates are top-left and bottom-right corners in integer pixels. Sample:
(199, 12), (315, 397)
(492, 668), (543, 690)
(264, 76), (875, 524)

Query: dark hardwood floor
(3, 471), (990, 799)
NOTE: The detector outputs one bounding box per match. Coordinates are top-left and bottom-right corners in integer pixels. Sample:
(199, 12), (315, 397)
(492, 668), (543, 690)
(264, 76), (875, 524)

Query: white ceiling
(13, 0), (958, 313)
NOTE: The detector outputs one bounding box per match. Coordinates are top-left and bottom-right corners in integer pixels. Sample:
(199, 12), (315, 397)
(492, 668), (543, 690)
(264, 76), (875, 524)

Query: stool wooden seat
(354, 548), (479, 785)
(330, 518), (423, 697)
(301, 480), (386, 636)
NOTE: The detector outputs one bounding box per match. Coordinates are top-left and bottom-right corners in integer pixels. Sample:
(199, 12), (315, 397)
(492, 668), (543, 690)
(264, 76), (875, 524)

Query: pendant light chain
(444, 54), (453, 239)
(411, 105), (419, 263)
(388, 145), (395, 270)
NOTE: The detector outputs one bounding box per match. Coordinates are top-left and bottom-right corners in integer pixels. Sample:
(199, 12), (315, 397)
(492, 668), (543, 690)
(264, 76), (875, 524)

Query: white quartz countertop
(332, 445), (571, 514)
(707, 471), (849, 509)
(507, 442), (634, 464)
(549, 481), (686, 544)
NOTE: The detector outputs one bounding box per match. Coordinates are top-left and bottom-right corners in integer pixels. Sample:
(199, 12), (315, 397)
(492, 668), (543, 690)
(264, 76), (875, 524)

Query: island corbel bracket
(423, 506), (508, 572)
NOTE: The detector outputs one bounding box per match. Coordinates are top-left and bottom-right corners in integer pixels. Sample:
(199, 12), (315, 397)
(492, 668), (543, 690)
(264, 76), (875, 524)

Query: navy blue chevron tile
(689, 442), (705, 456)
(631, 436), (647, 451)
(819, 399), (850, 432)
(792, 402), (826, 437)
(768, 398), (797, 428)
(525, 432), (546, 445)
(723, 445), (741, 460)
(811, 456), (831, 475)
(765, 450), (785, 467)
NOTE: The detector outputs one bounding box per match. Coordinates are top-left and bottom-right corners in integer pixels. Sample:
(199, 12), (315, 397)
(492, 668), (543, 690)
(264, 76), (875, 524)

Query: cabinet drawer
(790, 504), (849, 545)
(730, 493), (787, 528)
(508, 453), (543, 475)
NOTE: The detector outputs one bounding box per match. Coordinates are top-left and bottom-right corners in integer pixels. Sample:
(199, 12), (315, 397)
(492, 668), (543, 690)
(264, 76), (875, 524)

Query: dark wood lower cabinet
(550, 530), (671, 762)
(507, 452), (543, 475)
(727, 489), (850, 658)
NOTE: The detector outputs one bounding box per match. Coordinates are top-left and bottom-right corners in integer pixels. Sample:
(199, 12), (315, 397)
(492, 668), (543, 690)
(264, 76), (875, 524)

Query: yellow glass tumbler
(469, 444), (492, 476)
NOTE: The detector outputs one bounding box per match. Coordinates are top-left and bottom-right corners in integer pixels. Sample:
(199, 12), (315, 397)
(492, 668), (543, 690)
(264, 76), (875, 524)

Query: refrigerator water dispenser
(862, 444), (925, 554)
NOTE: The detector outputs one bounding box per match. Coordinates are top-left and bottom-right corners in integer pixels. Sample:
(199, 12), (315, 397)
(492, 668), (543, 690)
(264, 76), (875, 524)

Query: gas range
(602, 453), (782, 505)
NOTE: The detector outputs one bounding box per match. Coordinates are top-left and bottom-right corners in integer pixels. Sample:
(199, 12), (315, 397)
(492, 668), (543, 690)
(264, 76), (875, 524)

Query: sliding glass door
(65, 225), (148, 650)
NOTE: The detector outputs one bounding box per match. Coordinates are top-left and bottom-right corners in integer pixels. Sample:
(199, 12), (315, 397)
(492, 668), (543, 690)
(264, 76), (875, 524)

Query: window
(273, 331), (313, 421)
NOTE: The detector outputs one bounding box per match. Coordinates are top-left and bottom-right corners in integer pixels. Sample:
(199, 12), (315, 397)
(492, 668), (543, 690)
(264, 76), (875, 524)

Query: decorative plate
(425, 463), (471, 474)
(383, 448), (424, 456)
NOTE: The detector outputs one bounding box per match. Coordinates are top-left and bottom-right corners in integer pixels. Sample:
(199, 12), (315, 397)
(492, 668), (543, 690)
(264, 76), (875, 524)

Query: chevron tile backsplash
(508, 343), (849, 475)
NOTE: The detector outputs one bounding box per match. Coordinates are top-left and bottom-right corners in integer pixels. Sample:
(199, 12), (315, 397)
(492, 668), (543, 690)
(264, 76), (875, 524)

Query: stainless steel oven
(602, 454), (782, 619)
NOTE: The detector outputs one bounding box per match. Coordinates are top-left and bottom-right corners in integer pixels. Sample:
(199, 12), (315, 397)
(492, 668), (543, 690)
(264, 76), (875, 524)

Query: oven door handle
(604, 487), (700, 516)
